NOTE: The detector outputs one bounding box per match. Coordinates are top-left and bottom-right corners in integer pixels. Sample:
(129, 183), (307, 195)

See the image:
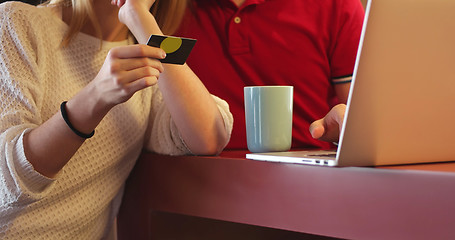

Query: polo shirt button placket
(228, 13), (250, 55)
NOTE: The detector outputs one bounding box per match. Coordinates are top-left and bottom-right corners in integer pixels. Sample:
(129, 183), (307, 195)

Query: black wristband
(60, 101), (95, 139)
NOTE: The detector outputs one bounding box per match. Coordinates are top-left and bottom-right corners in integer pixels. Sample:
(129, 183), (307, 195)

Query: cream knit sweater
(0, 2), (233, 239)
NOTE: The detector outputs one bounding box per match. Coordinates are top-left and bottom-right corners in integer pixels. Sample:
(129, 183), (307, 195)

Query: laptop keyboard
(307, 153), (337, 158)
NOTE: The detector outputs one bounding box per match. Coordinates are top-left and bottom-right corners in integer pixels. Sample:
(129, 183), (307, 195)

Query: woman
(0, 0), (233, 238)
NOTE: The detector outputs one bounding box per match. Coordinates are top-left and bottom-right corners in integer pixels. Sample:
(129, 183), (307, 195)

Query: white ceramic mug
(244, 86), (293, 153)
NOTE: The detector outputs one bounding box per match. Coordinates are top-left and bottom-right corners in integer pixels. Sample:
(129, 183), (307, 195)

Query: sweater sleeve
(0, 2), (55, 209)
(329, 0), (365, 79)
(144, 86), (234, 156)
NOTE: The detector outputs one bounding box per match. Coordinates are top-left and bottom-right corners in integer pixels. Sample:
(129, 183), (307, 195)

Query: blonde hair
(42, 0), (188, 46)
(151, 0), (188, 36)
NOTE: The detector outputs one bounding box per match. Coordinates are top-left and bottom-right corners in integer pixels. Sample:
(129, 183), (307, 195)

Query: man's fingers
(309, 104), (347, 142)
(309, 119), (325, 139)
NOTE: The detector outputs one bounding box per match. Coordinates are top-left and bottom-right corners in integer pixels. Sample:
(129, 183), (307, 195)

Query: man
(176, 0), (365, 149)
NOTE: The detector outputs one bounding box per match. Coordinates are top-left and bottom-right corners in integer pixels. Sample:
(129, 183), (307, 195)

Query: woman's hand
(111, 0), (155, 10)
(112, 0), (162, 44)
(309, 104), (346, 143)
(23, 32), (166, 179)
(112, 0), (155, 29)
(91, 44), (165, 109)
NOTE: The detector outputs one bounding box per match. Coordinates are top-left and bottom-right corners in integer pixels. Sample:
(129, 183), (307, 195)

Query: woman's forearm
(158, 65), (230, 155)
(118, 3), (162, 44)
(23, 84), (109, 178)
(119, 3), (230, 154)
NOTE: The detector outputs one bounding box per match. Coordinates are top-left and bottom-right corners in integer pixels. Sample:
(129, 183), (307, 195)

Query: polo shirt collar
(243, 0), (266, 5)
(227, 0), (267, 9)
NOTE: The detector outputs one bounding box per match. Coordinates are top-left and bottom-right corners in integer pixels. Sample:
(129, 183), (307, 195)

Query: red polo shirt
(176, 0), (365, 150)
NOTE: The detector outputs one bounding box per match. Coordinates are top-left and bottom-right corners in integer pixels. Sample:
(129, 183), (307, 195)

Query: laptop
(246, 0), (455, 167)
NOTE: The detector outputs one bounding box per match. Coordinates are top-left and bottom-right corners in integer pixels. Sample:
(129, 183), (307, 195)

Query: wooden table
(117, 150), (455, 240)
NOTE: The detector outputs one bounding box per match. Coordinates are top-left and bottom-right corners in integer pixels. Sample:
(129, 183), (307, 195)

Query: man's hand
(309, 104), (346, 143)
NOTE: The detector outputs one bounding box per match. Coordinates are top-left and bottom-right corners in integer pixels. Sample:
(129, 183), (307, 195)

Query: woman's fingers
(93, 44), (165, 105)
(106, 45), (164, 88)
(109, 44), (166, 61)
(114, 57), (164, 74)
(111, 0), (127, 8)
(106, 45), (165, 87)
(125, 76), (159, 94)
(113, 65), (161, 88)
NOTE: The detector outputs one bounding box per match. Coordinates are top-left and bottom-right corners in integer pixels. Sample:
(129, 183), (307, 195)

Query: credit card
(147, 35), (197, 65)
